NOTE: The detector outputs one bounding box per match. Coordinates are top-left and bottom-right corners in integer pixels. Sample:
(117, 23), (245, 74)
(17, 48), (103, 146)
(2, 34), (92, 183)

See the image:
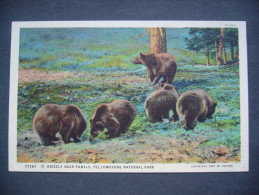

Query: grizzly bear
(33, 104), (87, 146)
(89, 99), (136, 141)
(131, 52), (177, 85)
(144, 84), (179, 123)
(176, 89), (217, 130)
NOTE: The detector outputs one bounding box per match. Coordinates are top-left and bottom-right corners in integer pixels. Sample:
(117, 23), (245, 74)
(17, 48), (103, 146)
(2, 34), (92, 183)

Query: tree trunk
(235, 47), (239, 60)
(206, 43), (210, 65)
(223, 44), (227, 64)
(214, 38), (218, 64)
(230, 42), (234, 60)
(149, 28), (167, 53)
(217, 28), (224, 65)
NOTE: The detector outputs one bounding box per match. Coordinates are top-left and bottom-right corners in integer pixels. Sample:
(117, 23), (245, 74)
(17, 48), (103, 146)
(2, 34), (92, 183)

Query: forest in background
(185, 28), (238, 65)
(19, 27), (238, 71)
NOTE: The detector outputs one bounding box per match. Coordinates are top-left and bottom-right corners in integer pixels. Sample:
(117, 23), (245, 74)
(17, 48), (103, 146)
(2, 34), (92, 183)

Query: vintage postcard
(9, 21), (248, 172)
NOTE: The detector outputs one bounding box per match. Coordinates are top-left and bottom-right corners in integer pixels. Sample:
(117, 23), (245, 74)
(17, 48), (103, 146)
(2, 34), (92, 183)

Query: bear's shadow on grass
(173, 78), (210, 92)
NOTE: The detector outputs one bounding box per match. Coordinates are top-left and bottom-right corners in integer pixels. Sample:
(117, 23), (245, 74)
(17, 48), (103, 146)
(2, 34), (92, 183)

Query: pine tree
(224, 28), (238, 61)
(185, 28), (216, 65)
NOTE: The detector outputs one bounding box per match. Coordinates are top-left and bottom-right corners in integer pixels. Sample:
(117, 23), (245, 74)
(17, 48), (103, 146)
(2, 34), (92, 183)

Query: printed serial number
(225, 24), (237, 27)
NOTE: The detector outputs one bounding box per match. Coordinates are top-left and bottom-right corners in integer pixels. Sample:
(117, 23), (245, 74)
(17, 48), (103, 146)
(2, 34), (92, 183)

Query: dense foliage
(185, 28), (238, 65)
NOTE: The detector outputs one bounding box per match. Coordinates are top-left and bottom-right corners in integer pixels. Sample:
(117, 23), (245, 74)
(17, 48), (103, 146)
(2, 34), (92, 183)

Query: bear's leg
(70, 131), (81, 143)
(166, 76), (171, 84)
(59, 119), (74, 144)
(154, 112), (163, 122)
(38, 135), (55, 146)
(147, 115), (156, 123)
(198, 112), (207, 122)
(160, 76), (167, 84)
(106, 129), (117, 138)
(60, 127), (72, 144)
(149, 118), (157, 123)
(72, 135), (81, 143)
(49, 135), (59, 141)
(171, 106), (179, 121)
(116, 129), (123, 136)
(146, 108), (155, 122)
(60, 133), (71, 144)
(147, 109), (162, 122)
(106, 116), (120, 138)
(145, 104), (160, 123)
(118, 126), (126, 134)
(146, 68), (155, 82)
(152, 74), (163, 85)
(167, 71), (176, 84)
(119, 121), (132, 134)
(162, 111), (169, 120)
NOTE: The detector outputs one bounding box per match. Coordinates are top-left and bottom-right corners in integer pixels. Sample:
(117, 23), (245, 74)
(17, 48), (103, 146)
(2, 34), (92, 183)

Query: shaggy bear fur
(144, 84), (179, 122)
(176, 89), (217, 130)
(90, 99), (136, 141)
(33, 104), (87, 146)
(131, 52), (177, 85)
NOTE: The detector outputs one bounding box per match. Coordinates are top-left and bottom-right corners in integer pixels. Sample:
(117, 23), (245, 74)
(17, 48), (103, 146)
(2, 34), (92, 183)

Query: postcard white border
(9, 21), (248, 172)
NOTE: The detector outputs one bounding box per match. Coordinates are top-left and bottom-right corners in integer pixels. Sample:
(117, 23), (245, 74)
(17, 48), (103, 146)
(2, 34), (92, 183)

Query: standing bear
(33, 104), (87, 146)
(131, 52), (177, 85)
(89, 99), (136, 141)
(144, 84), (179, 123)
(176, 89), (217, 130)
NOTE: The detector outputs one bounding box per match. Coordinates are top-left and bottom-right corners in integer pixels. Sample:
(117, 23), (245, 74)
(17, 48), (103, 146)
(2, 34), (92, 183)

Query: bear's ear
(213, 101), (217, 107)
(140, 52), (145, 58)
(66, 104), (80, 114)
(62, 113), (72, 124)
(96, 104), (107, 113)
(163, 84), (173, 90)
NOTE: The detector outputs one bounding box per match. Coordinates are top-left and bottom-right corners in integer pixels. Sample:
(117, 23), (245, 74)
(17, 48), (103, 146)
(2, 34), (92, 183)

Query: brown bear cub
(176, 89), (217, 130)
(144, 84), (179, 123)
(33, 104), (87, 146)
(90, 99), (136, 141)
(131, 52), (177, 85)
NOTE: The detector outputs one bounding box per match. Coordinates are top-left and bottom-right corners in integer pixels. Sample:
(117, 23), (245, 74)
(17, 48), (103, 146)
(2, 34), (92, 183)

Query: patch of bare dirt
(117, 76), (147, 84)
(17, 130), (240, 164)
(18, 69), (149, 85)
(19, 70), (79, 82)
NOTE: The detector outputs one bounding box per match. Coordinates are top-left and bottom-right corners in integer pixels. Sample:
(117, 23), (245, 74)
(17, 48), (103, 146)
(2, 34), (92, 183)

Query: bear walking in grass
(176, 89), (217, 130)
(131, 52), (177, 85)
(33, 104), (87, 146)
(144, 84), (179, 123)
(89, 99), (136, 141)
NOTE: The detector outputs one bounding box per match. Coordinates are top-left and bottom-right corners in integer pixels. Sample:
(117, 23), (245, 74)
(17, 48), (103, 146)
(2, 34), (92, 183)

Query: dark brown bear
(144, 84), (179, 122)
(176, 89), (217, 130)
(89, 99), (136, 141)
(33, 104), (87, 146)
(131, 52), (177, 85)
